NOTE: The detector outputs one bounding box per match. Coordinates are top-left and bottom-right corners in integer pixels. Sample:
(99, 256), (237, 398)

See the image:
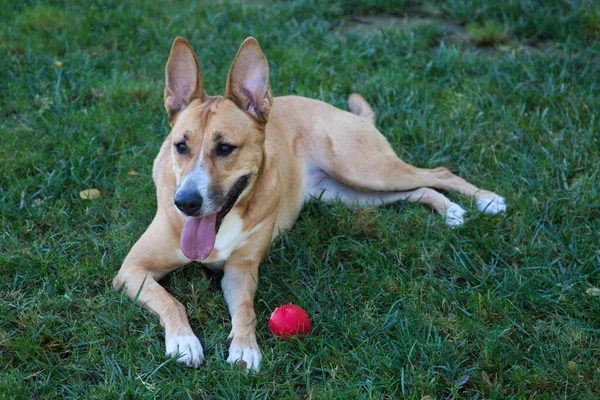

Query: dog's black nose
(174, 191), (203, 216)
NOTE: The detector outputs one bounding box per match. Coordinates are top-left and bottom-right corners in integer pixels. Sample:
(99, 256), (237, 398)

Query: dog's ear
(224, 37), (272, 123)
(164, 37), (204, 125)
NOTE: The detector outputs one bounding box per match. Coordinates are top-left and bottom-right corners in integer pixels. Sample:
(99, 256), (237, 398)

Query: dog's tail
(348, 93), (376, 126)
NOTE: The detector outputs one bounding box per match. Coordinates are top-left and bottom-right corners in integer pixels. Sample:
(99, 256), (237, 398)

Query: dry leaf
(586, 287), (600, 297)
(456, 375), (470, 387)
(32, 198), (42, 207)
(482, 371), (492, 385)
(79, 188), (101, 200)
(127, 171), (138, 176)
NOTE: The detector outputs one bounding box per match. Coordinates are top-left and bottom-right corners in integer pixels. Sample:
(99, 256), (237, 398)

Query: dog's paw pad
(227, 338), (262, 372)
(166, 335), (204, 368)
(445, 203), (466, 228)
(477, 196), (507, 216)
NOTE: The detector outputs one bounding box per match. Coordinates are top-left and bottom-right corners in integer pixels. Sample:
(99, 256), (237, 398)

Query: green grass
(1, 0), (600, 398)
(466, 21), (510, 46)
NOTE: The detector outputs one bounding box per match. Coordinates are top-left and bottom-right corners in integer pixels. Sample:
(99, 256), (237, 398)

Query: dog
(112, 37), (506, 371)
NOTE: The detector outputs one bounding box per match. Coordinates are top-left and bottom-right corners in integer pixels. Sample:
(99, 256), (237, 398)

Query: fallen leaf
(456, 374), (470, 387)
(79, 188), (101, 200)
(53, 60), (63, 68)
(482, 371), (492, 385)
(128, 170), (138, 176)
(32, 198), (42, 207)
(235, 360), (248, 370)
(586, 287), (600, 297)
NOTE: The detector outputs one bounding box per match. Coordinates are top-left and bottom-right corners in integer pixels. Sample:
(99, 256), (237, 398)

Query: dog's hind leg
(112, 213), (204, 367)
(305, 99), (506, 223)
(307, 167), (467, 227)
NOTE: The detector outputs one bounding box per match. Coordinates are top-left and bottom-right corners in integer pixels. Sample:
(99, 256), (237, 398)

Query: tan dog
(113, 37), (506, 371)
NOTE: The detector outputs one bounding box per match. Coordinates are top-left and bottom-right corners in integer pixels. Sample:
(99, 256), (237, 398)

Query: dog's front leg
(113, 213), (204, 367)
(222, 260), (261, 370)
(221, 226), (273, 371)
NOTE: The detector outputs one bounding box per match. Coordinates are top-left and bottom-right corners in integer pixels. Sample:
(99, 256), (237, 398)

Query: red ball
(268, 304), (311, 339)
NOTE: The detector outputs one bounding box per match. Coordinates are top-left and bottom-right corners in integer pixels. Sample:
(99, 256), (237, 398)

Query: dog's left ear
(224, 37), (272, 123)
(164, 37), (204, 125)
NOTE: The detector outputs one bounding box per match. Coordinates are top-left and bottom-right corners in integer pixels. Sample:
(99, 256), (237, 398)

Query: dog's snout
(174, 191), (203, 216)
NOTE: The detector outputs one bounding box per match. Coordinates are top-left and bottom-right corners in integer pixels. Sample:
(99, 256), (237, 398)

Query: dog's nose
(174, 191), (203, 216)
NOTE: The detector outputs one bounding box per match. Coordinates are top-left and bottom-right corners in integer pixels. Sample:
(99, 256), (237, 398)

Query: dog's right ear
(164, 37), (204, 125)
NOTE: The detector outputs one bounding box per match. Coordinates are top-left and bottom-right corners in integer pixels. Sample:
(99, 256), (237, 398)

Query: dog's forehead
(209, 99), (261, 141)
(172, 98), (255, 142)
(171, 104), (211, 139)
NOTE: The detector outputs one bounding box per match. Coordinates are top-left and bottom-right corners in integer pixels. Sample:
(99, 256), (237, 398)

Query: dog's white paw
(226, 334), (262, 372)
(166, 334), (204, 367)
(445, 203), (467, 228)
(477, 196), (507, 216)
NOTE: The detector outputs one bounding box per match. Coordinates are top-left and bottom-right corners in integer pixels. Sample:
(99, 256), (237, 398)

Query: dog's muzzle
(174, 191), (203, 216)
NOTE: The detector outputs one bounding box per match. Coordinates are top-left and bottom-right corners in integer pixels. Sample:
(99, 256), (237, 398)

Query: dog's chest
(203, 210), (261, 264)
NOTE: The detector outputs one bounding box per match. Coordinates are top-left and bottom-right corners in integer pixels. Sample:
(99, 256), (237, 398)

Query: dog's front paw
(445, 203), (467, 228)
(166, 334), (204, 367)
(477, 195), (507, 216)
(226, 333), (262, 371)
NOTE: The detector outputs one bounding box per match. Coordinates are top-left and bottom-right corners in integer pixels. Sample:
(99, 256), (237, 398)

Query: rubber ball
(268, 304), (311, 339)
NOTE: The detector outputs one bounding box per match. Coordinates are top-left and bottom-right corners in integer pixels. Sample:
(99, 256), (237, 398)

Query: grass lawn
(1, 0), (600, 398)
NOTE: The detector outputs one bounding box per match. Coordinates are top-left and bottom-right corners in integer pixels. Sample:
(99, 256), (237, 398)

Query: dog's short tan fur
(113, 37), (506, 370)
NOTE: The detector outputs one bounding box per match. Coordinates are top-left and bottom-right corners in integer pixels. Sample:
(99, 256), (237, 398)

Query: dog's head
(163, 37), (272, 260)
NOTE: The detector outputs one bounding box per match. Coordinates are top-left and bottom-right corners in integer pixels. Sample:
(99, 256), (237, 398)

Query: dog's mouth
(180, 175), (250, 260)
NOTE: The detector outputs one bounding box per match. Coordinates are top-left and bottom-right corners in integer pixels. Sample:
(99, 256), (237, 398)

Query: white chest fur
(213, 210), (245, 261)
(205, 210), (263, 264)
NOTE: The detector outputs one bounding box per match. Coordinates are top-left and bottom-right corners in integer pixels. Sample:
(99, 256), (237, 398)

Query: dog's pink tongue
(180, 214), (217, 260)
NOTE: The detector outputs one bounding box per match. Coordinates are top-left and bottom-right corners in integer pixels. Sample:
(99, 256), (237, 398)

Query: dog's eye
(216, 143), (236, 156)
(174, 141), (188, 155)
